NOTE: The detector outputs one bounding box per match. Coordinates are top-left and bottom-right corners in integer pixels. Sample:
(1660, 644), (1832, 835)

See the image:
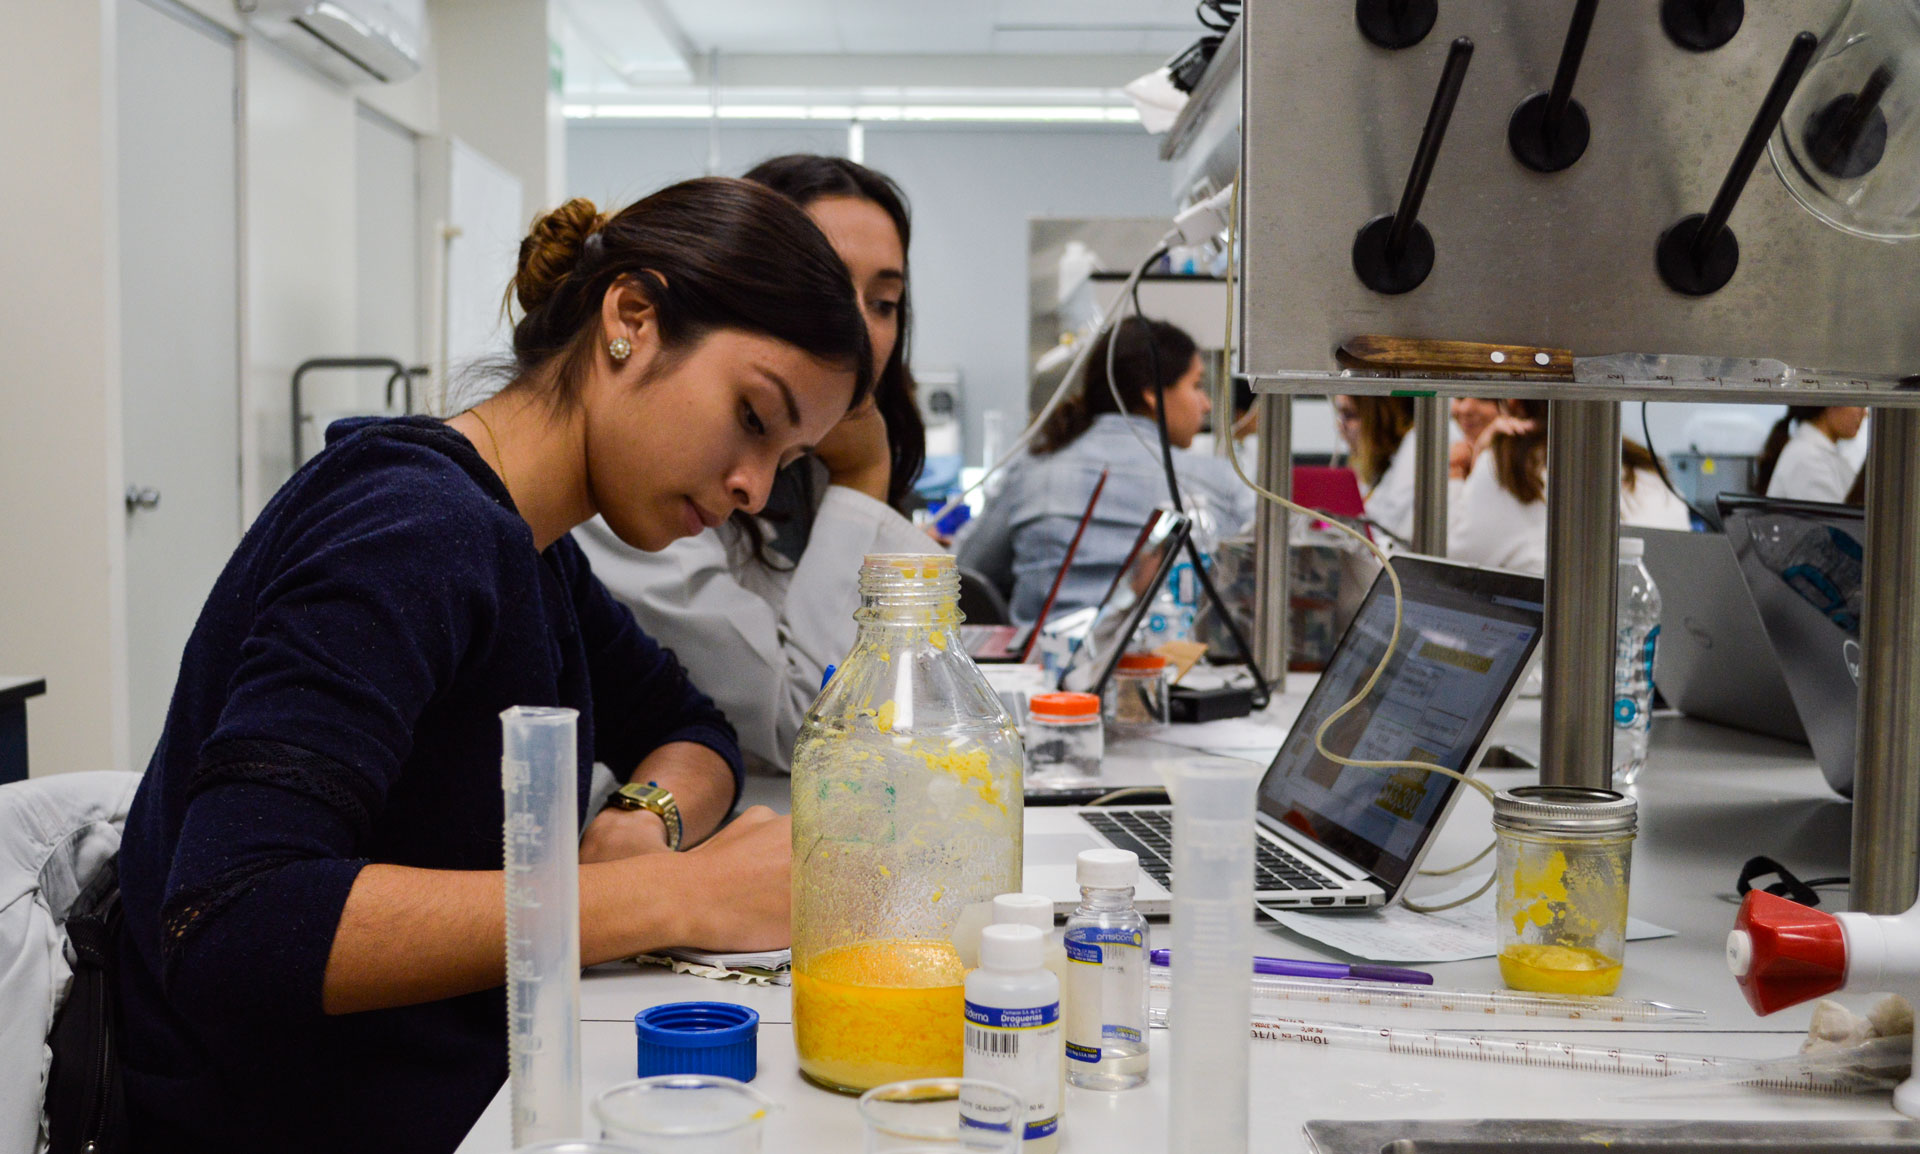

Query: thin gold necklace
(469, 407), (510, 494)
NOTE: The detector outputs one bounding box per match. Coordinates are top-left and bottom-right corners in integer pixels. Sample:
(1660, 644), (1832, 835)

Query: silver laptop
(1624, 527), (1807, 744)
(1024, 556), (1546, 914)
(1720, 495), (1865, 798)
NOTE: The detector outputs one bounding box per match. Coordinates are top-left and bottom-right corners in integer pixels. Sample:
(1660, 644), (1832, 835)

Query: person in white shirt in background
(1758, 405), (1866, 504)
(1449, 398), (1693, 576)
(1332, 394), (1416, 545)
(578, 155), (932, 772)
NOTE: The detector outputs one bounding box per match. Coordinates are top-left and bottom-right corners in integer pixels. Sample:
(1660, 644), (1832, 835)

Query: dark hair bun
(514, 198), (606, 315)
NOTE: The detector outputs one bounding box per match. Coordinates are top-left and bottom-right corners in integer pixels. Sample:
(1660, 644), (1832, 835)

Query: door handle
(125, 485), (161, 512)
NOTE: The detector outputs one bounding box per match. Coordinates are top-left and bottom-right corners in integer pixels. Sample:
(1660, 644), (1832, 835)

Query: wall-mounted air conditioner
(246, 0), (426, 85)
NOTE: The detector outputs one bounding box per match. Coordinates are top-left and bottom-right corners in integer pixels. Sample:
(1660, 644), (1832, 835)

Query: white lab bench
(456, 687), (1889, 1153)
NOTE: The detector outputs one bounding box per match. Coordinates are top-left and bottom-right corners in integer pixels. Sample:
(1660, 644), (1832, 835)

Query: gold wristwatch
(609, 781), (682, 851)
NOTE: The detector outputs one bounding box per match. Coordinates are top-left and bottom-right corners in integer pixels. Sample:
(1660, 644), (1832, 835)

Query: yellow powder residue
(875, 700), (896, 734)
(1498, 943), (1623, 996)
(914, 742), (1005, 812)
(794, 939), (966, 1092)
(1510, 849), (1573, 937)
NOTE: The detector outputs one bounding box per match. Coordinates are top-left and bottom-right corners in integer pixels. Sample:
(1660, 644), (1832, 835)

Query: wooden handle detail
(1339, 335), (1575, 378)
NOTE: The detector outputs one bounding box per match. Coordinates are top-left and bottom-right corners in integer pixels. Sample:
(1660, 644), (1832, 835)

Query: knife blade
(1338, 335), (1791, 387)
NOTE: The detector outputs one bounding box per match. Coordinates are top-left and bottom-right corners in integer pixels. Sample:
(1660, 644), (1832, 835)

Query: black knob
(1356, 0), (1438, 50)
(1661, 0), (1743, 53)
(1805, 63), (1896, 180)
(1509, 0), (1600, 173)
(1657, 31), (1818, 296)
(1353, 37), (1474, 295)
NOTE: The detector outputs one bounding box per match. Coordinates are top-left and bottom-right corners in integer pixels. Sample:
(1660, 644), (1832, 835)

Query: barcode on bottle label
(963, 999), (1062, 1142)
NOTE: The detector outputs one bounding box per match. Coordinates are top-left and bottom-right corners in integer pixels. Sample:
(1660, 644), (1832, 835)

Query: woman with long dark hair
(1757, 405), (1865, 502)
(1450, 400), (1689, 574)
(111, 178), (869, 1152)
(578, 155), (931, 772)
(1332, 394), (1417, 542)
(957, 315), (1256, 622)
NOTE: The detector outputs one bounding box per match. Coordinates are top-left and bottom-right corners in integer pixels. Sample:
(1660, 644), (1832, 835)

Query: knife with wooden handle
(1338, 335), (1792, 387)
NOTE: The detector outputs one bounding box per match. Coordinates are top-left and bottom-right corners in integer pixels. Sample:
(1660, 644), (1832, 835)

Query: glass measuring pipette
(1146, 1008), (1902, 1095)
(1148, 969), (1703, 1023)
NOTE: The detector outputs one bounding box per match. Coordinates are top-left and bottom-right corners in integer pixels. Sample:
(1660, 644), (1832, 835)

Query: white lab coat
(1363, 429), (1417, 545)
(1620, 468), (1692, 530)
(1766, 421), (1856, 504)
(1448, 450), (1548, 575)
(576, 482), (936, 772)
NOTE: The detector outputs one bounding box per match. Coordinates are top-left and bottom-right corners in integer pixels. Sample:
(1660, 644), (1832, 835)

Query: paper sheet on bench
(1264, 877), (1674, 963)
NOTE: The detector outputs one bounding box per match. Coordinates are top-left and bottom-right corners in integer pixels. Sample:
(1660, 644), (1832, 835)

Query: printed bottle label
(963, 1000), (1062, 1141)
(1064, 926), (1144, 1064)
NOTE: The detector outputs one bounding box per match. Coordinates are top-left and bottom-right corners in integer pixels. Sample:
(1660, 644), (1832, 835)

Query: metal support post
(1540, 399), (1620, 788)
(1253, 394), (1291, 680)
(1851, 408), (1920, 915)
(1412, 395), (1449, 555)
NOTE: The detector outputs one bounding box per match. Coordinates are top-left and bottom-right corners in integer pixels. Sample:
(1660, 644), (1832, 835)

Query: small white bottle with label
(964, 923), (1063, 1153)
(992, 892), (1069, 1108)
(1064, 848), (1150, 1090)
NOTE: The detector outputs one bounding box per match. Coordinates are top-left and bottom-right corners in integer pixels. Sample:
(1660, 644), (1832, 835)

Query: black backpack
(44, 881), (127, 1154)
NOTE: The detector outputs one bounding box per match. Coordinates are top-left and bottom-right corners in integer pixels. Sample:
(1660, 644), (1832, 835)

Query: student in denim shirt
(958, 317), (1255, 623)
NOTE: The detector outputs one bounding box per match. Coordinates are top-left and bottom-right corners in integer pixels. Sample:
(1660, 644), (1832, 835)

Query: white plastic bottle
(993, 893), (1069, 1109)
(1063, 848), (1150, 1090)
(1613, 537), (1663, 787)
(964, 924), (1063, 1152)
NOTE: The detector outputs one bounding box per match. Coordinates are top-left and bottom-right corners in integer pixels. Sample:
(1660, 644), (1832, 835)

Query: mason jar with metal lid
(1493, 785), (1637, 997)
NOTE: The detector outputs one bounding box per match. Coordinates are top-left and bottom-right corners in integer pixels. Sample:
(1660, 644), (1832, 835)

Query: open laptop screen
(1259, 558), (1545, 892)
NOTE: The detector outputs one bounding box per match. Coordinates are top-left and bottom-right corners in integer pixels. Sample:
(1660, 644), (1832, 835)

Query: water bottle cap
(1618, 537), (1646, 561)
(1077, 847), (1140, 888)
(980, 922), (1046, 971)
(992, 892), (1056, 931)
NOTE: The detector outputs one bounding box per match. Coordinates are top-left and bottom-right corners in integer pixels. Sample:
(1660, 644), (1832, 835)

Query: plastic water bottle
(1613, 538), (1662, 787)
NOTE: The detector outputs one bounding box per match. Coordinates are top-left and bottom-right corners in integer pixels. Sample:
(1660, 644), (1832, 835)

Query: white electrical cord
(929, 230), (1180, 524)
(1214, 176), (1495, 913)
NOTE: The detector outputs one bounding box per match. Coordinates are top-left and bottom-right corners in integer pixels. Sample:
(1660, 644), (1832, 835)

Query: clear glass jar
(1493, 786), (1637, 997)
(1104, 653), (1171, 734)
(790, 554), (1025, 1094)
(1026, 692), (1102, 786)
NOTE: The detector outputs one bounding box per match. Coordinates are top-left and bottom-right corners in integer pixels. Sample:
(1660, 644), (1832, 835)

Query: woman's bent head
(507, 179), (873, 549)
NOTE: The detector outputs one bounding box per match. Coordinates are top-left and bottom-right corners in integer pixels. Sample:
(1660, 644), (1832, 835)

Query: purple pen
(1148, 949), (1434, 986)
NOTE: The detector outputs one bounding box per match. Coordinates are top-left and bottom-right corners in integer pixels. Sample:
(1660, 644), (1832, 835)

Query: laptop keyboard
(1081, 809), (1345, 894)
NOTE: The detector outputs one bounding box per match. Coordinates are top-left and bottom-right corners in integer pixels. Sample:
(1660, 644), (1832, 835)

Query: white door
(118, 0), (242, 766)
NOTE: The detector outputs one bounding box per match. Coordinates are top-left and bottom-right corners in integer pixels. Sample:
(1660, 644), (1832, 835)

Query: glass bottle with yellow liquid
(791, 553), (1025, 1094)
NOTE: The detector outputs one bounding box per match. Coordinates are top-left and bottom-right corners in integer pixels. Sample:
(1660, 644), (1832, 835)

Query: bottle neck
(855, 555), (962, 633)
(1077, 884), (1137, 911)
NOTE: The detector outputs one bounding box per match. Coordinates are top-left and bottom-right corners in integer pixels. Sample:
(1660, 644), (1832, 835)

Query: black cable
(1129, 273), (1271, 710)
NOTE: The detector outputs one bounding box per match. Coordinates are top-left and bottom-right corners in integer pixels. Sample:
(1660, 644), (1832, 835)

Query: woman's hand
(579, 805), (672, 863)
(1474, 414), (1539, 457)
(670, 806), (793, 951)
(814, 401), (891, 501)
(1449, 438), (1477, 480)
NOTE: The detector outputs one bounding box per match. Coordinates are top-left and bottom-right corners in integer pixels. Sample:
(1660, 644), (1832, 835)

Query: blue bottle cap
(634, 1001), (759, 1082)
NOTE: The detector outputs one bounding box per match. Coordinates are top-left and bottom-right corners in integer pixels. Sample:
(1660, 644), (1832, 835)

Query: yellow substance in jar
(1498, 943), (1623, 996)
(1510, 849), (1575, 936)
(793, 940), (966, 1092)
(874, 700), (896, 734)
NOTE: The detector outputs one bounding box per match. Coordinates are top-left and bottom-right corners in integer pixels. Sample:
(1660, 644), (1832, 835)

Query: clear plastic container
(592, 1075), (774, 1153)
(1612, 539), (1661, 787)
(858, 1078), (1024, 1153)
(1063, 849), (1149, 1091)
(1494, 785), (1638, 997)
(1025, 693), (1101, 786)
(1163, 757), (1263, 1154)
(791, 555), (1025, 1094)
(1104, 653), (1171, 734)
(501, 706), (583, 1147)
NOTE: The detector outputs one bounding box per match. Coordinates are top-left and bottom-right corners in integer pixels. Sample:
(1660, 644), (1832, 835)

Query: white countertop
(459, 683), (1884, 1153)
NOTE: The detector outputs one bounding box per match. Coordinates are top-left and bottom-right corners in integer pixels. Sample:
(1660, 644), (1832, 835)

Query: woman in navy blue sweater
(112, 178), (874, 1153)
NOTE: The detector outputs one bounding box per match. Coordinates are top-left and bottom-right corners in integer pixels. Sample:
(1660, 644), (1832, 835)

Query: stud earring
(609, 336), (632, 362)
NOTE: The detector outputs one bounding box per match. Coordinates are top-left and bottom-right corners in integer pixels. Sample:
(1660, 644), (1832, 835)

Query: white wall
(566, 119), (1172, 461)
(0, 0), (130, 775)
(434, 0), (564, 214)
